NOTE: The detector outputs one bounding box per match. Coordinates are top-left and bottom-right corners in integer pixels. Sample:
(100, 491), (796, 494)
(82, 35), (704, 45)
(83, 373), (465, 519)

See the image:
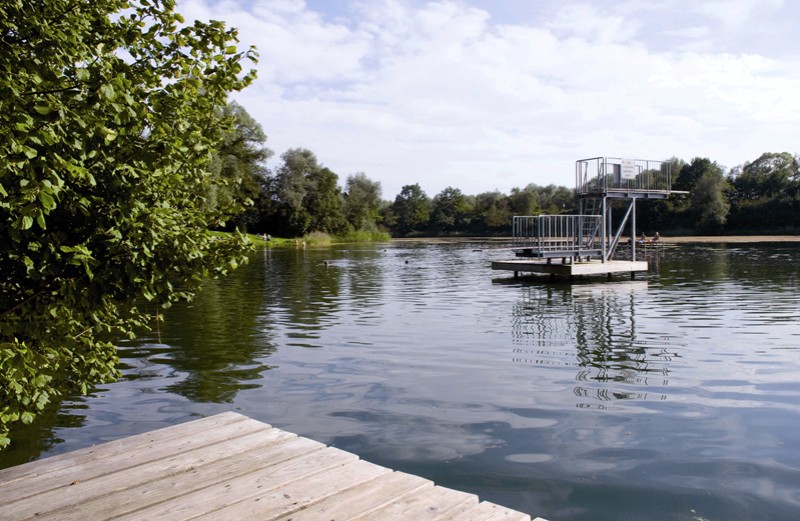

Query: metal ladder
(579, 197), (602, 250)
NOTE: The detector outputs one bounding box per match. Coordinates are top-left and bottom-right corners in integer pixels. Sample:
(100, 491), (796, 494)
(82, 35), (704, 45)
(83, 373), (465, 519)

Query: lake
(4, 240), (800, 521)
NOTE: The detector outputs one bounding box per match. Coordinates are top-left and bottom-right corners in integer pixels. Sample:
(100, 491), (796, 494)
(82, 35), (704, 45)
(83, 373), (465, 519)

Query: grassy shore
(243, 233), (800, 247)
(659, 235), (800, 244)
(245, 230), (391, 247)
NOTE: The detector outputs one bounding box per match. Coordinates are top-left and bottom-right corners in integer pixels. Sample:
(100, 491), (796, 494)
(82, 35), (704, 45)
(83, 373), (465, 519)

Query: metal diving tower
(493, 157), (685, 279)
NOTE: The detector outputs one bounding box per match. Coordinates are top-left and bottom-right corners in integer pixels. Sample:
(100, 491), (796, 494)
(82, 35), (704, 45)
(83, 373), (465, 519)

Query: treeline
(639, 153), (800, 235)
(219, 104), (573, 238)
(243, 148), (574, 238)
(221, 104), (799, 236)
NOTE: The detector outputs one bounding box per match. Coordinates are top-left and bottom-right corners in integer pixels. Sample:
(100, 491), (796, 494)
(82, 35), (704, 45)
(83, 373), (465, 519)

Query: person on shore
(651, 232), (661, 243)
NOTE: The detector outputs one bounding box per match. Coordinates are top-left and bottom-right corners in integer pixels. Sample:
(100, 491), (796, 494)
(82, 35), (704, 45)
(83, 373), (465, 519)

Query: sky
(178, 0), (800, 199)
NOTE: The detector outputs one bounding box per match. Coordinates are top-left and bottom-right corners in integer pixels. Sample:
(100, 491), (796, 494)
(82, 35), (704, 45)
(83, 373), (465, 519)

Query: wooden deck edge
(0, 413), (546, 521)
(0, 412), (256, 490)
(491, 259), (647, 277)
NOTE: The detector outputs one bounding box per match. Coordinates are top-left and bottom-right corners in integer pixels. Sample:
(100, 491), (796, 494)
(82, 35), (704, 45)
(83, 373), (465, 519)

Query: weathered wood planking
(0, 412), (548, 521)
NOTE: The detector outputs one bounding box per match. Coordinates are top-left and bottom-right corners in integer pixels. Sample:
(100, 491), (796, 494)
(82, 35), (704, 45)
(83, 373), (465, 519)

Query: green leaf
(99, 83), (116, 100)
(33, 105), (54, 115)
(38, 191), (56, 210)
(31, 375), (50, 387)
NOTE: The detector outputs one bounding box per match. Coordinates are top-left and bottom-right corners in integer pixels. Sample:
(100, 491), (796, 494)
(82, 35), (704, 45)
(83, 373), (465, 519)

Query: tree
(267, 148), (346, 236)
(0, 0), (257, 446)
(507, 184), (541, 216)
(431, 187), (470, 232)
(731, 152), (799, 201)
(536, 184), (574, 213)
(270, 148), (318, 235)
(207, 102), (272, 231)
(473, 191), (511, 232)
(688, 159), (730, 231)
(304, 167), (346, 234)
(390, 184), (431, 235)
(677, 157), (716, 193)
(343, 173), (382, 232)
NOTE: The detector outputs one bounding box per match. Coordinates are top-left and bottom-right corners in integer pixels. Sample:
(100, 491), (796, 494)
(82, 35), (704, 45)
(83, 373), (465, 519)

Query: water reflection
(511, 281), (681, 405)
(1, 398), (90, 468)
(149, 253), (278, 403)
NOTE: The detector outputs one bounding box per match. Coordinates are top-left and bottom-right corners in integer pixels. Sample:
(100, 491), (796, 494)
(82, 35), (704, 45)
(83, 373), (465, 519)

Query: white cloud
(691, 0), (783, 32)
(179, 0), (800, 198)
(547, 3), (640, 44)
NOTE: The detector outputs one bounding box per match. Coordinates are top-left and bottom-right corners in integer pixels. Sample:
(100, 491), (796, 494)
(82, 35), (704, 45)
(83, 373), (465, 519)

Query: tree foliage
(304, 167), (346, 234)
(473, 191), (511, 231)
(431, 187), (469, 232)
(388, 184), (431, 235)
(207, 102), (272, 230)
(343, 173), (382, 232)
(689, 160), (730, 232)
(0, 0), (256, 445)
(264, 148), (347, 236)
(731, 152), (799, 201)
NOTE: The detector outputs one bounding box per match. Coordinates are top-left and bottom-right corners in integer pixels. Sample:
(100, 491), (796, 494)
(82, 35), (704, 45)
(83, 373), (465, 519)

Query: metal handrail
(513, 215), (602, 255)
(576, 157), (672, 195)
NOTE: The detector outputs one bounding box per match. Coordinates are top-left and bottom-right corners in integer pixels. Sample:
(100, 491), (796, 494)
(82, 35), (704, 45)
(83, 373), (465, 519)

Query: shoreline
(659, 235), (800, 244)
(392, 235), (800, 244)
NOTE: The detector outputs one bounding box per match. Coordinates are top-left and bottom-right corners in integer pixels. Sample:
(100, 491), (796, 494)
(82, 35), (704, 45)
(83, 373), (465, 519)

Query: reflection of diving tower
(493, 157), (683, 279)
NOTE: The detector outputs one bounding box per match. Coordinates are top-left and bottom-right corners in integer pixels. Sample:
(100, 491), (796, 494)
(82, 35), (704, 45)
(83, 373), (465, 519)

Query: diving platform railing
(576, 157), (673, 196)
(495, 156), (679, 279)
(512, 215), (602, 259)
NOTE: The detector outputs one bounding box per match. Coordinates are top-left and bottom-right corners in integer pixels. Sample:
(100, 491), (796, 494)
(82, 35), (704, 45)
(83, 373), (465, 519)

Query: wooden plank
(198, 458), (392, 520)
(0, 415), (270, 506)
(0, 427), (297, 520)
(270, 470), (433, 521)
(8, 435), (327, 521)
(458, 501), (533, 521)
(0, 411), (248, 487)
(105, 438), (358, 521)
(0, 415), (542, 521)
(356, 482), (478, 521)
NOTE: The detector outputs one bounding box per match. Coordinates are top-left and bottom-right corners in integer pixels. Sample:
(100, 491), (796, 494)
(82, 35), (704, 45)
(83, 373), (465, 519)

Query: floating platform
(492, 259), (648, 279)
(0, 412), (545, 521)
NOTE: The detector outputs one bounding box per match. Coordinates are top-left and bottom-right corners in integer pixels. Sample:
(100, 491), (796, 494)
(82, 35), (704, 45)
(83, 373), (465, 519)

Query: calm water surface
(4, 241), (800, 521)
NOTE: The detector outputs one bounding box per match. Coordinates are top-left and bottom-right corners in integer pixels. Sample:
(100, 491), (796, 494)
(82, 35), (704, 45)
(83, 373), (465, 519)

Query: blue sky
(180, 0), (800, 199)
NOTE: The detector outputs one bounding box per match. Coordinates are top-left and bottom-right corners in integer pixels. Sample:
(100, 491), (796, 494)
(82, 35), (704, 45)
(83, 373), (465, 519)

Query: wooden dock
(0, 412), (546, 521)
(491, 259), (647, 279)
